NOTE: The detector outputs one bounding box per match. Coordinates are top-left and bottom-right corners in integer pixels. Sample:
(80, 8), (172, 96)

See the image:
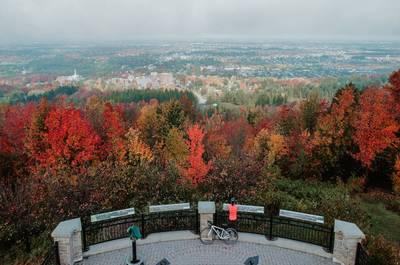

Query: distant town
(0, 41), (399, 105)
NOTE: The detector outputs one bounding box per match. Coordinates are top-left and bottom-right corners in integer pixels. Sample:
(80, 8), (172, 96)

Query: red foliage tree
(388, 69), (400, 102)
(181, 124), (212, 186)
(352, 88), (399, 167)
(0, 104), (35, 154)
(32, 105), (101, 174)
(101, 103), (126, 158)
(387, 69), (400, 117)
(219, 118), (254, 156)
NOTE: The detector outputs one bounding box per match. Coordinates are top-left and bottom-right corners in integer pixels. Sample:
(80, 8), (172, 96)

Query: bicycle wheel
(200, 227), (215, 244)
(223, 228), (238, 244)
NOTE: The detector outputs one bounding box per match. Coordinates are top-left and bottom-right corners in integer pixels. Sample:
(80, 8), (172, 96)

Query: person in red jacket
(228, 197), (238, 228)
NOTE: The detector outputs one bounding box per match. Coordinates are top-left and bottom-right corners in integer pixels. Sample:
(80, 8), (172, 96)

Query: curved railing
(214, 211), (334, 252)
(82, 209), (198, 250)
(81, 207), (333, 253)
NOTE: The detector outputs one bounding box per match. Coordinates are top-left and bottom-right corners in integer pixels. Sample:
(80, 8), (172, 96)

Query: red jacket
(228, 204), (238, 221)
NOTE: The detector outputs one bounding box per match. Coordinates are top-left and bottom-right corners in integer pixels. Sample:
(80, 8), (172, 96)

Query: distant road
(192, 90), (207, 105)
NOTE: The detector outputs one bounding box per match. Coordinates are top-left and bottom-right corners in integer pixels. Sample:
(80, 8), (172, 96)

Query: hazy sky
(1, 0), (399, 43)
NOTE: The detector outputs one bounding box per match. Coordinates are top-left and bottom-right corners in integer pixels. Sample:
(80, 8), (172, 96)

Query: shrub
(365, 235), (400, 265)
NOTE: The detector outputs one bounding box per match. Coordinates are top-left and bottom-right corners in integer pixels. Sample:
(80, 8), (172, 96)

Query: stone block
(333, 220), (365, 265)
(51, 218), (83, 265)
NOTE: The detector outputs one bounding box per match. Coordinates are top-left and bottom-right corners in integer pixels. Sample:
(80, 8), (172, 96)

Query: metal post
(131, 239), (138, 263)
(268, 215), (273, 240)
(328, 225), (335, 253)
(55, 241), (61, 265)
(141, 213), (146, 238)
(82, 221), (88, 251)
(196, 212), (199, 234)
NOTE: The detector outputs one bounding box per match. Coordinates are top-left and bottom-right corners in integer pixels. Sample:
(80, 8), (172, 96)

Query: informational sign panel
(91, 208), (135, 223)
(279, 209), (324, 224)
(222, 203), (264, 214)
(149, 203), (190, 213)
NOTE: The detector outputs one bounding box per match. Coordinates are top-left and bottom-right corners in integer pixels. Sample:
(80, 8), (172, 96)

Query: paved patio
(79, 238), (338, 265)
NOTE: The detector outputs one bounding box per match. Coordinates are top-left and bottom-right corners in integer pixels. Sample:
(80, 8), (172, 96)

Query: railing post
(82, 220), (88, 252)
(268, 215), (273, 240)
(328, 225), (335, 253)
(141, 213), (146, 238)
(55, 241), (61, 265)
(196, 212), (200, 234)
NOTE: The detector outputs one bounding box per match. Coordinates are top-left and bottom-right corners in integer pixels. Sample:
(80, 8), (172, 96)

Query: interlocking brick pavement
(79, 239), (337, 265)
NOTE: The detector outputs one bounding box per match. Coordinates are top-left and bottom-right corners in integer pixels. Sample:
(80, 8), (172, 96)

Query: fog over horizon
(0, 0), (399, 44)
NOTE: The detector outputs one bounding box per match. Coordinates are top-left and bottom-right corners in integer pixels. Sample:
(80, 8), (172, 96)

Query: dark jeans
(228, 220), (237, 229)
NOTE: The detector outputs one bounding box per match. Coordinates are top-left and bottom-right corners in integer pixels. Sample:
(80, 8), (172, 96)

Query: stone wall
(51, 218), (83, 265)
(333, 220), (365, 265)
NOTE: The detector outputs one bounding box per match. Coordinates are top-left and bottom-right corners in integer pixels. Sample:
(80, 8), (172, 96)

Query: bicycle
(200, 221), (238, 244)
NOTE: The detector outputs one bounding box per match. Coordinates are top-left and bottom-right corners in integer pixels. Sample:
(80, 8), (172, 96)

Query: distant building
(56, 69), (82, 85)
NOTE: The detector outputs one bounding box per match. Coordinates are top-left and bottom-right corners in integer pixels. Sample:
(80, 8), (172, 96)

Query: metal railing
(41, 242), (60, 265)
(269, 215), (334, 251)
(83, 214), (143, 250)
(215, 211), (267, 234)
(355, 242), (370, 265)
(215, 211), (334, 252)
(144, 210), (198, 235)
(82, 210), (198, 250)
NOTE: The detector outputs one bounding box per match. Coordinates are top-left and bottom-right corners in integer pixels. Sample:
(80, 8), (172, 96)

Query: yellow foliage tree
(118, 128), (153, 165)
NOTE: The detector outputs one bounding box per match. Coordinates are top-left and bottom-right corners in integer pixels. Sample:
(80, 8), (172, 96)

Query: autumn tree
(164, 127), (188, 164)
(352, 88), (399, 167)
(118, 128), (153, 166)
(204, 112), (232, 160)
(218, 118), (254, 157)
(30, 105), (101, 175)
(136, 102), (160, 147)
(300, 93), (326, 134)
(393, 155), (400, 193)
(25, 99), (51, 166)
(252, 128), (288, 178)
(101, 103), (126, 159)
(0, 103), (35, 154)
(275, 105), (301, 136)
(311, 85), (360, 180)
(137, 100), (187, 151)
(84, 96), (106, 136)
(388, 69), (400, 104)
(179, 93), (197, 121)
(0, 104), (37, 251)
(181, 124), (212, 186)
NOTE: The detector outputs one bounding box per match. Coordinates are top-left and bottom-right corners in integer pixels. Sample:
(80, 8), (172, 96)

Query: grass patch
(360, 200), (400, 244)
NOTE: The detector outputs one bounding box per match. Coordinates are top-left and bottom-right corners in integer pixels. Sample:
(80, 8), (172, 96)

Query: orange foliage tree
(310, 86), (360, 179)
(181, 124), (212, 186)
(352, 88), (399, 167)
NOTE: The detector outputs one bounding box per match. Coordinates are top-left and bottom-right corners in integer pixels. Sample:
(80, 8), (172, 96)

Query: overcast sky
(0, 0), (399, 43)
